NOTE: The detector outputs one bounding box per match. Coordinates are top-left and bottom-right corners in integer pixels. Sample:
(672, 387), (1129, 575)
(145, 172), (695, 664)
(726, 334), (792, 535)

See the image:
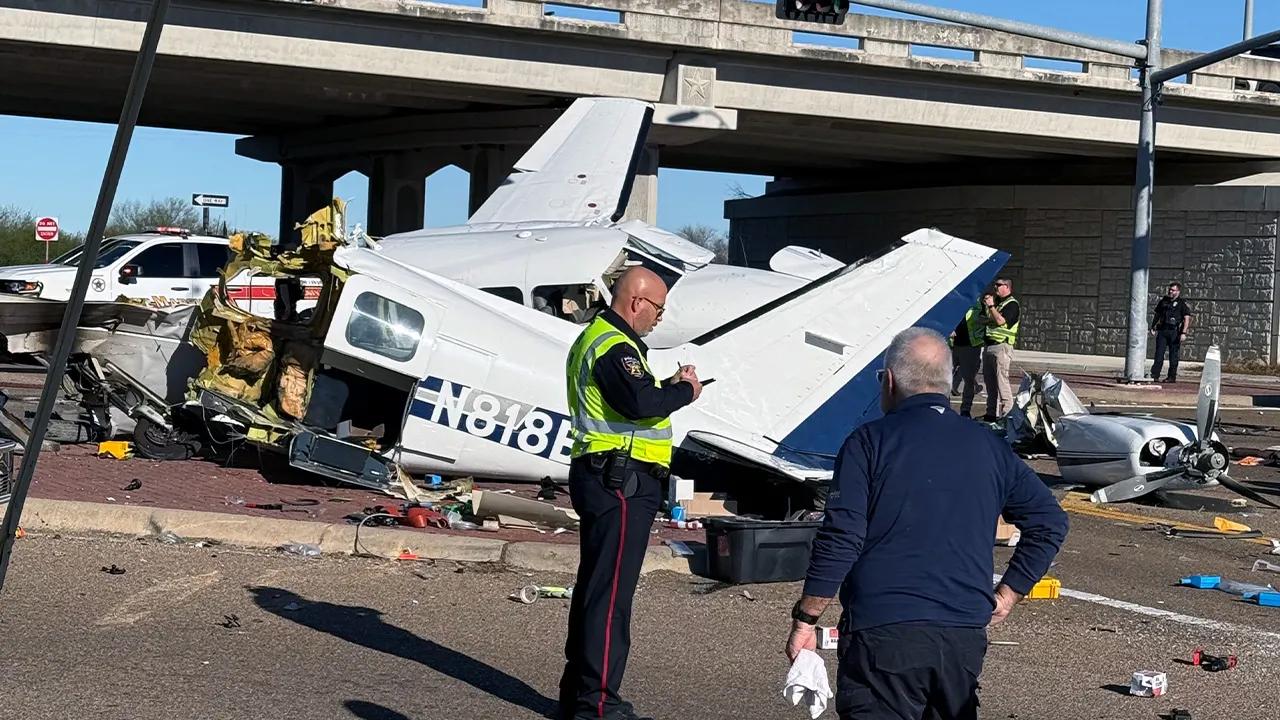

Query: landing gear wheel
(132, 415), (202, 461)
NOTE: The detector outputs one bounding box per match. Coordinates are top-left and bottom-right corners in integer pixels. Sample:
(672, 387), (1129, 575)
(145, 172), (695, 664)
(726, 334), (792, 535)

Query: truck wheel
(132, 416), (201, 461)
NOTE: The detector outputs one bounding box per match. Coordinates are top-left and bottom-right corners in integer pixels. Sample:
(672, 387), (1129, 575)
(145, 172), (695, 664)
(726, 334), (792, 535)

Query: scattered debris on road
(1026, 577), (1060, 600)
(96, 441), (133, 460)
(512, 584), (573, 604)
(100, 564), (126, 575)
(280, 542), (321, 558)
(220, 614), (241, 629)
(1190, 648), (1237, 672)
(121, 478), (141, 491)
(1253, 559), (1280, 574)
(1129, 670), (1168, 697)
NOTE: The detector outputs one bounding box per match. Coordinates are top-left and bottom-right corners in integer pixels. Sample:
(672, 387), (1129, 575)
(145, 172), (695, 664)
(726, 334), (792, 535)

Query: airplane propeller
(1092, 346), (1280, 509)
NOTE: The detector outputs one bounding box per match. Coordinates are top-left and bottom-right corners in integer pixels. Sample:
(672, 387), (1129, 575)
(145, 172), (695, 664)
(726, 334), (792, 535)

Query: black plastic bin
(705, 517), (822, 584)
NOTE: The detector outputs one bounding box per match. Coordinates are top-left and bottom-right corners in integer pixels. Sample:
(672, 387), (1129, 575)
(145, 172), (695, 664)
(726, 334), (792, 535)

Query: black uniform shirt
(591, 308), (694, 421)
(1151, 297), (1193, 331)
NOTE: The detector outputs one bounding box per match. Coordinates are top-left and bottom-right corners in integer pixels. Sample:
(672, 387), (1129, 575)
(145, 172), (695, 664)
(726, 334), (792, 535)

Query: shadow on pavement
(250, 587), (557, 718)
(344, 700), (412, 720)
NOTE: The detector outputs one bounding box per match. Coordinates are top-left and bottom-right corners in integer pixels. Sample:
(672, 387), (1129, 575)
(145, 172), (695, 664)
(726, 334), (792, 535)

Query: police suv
(0, 228), (315, 316)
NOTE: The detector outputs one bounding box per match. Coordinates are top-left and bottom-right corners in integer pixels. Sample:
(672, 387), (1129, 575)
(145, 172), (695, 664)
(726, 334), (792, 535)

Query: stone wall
(726, 186), (1280, 363)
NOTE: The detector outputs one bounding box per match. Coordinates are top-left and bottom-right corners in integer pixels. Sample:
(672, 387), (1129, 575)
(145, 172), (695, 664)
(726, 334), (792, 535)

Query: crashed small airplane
(1007, 348), (1279, 509)
(15, 97), (1006, 500)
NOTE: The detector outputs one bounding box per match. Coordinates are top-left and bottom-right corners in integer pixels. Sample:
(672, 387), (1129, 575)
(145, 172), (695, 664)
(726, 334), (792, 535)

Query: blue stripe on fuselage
(779, 251), (1009, 456)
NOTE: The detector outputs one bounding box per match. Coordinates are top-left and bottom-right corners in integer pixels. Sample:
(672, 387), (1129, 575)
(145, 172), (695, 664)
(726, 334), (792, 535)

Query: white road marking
(98, 571), (221, 626)
(994, 574), (1280, 641)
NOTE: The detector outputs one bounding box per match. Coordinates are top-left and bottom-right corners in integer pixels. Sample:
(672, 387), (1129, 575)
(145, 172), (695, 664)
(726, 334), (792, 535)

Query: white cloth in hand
(782, 649), (833, 718)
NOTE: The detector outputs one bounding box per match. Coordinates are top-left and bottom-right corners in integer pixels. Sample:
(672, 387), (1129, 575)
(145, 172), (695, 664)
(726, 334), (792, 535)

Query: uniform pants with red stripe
(558, 455), (662, 720)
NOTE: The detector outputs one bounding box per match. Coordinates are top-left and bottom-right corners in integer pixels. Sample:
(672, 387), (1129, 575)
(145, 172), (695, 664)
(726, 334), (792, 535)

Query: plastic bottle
(445, 510), (481, 531)
(280, 541), (322, 557)
(1217, 579), (1274, 596)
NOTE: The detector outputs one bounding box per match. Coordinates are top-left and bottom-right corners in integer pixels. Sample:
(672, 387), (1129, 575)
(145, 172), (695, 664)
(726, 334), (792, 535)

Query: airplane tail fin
(675, 229), (1006, 475)
(467, 98), (654, 226)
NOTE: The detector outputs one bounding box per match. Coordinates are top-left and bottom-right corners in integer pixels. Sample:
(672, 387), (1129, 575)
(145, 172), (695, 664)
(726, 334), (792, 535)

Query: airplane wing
(467, 98), (654, 226)
(768, 245), (845, 280)
(662, 228), (1008, 476)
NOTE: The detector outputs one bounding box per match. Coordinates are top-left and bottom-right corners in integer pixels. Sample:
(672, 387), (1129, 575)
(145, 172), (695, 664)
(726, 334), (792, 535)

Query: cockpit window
(345, 292), (425, 362)
(482, 286), (524, 305)
(533, 284), (603, 324)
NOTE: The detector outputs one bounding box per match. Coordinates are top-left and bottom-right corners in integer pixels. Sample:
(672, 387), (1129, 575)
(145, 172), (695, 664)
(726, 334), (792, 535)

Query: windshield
(56, 239), (143, 269)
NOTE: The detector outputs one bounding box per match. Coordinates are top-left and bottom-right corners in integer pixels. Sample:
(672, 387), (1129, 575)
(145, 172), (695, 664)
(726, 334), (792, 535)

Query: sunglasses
(638, 297), (665, 317)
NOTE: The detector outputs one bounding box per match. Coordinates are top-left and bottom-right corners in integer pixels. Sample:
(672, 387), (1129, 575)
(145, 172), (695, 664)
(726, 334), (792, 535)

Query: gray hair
(883, 327), (952, 397)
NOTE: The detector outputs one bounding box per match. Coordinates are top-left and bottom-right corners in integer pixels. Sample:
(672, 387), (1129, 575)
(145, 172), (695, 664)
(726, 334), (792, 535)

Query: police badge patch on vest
(622, 356), (644, 378)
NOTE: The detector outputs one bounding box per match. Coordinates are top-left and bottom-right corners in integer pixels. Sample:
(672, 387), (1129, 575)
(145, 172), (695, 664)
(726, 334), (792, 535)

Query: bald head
(611, 267), (668, 336)
(880, 327), (952, 410)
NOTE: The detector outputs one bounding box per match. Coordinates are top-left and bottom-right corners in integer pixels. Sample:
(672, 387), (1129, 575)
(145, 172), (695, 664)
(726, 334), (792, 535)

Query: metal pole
(1152, 27), (1280, 84)
(851, 0), (1147, 59)
(1124, 0), (1163, 382)
(1246, 0), (1255, 40)
(0, 0), (171, 593)
(203, 206), (209, 235)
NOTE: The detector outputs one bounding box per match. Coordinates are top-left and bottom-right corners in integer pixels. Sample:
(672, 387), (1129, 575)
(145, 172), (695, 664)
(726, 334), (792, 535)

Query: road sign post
(192, 194), (230, 235)
(35, 216), (59, 263)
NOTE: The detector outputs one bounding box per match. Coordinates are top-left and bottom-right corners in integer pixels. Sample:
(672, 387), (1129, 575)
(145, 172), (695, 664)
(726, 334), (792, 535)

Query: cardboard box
(995, 517), (1020, 547)
(682, 491), (738, 518)
(668, 476), (695, 504)
(1130, 670), (1167, 697)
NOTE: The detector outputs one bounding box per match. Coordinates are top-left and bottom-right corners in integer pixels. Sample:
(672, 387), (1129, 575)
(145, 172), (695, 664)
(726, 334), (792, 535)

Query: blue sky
(0, 0), (1270, 236)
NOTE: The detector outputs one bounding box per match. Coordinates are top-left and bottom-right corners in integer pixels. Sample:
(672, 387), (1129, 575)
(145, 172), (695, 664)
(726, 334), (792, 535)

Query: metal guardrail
(307, 0), (1280, 100)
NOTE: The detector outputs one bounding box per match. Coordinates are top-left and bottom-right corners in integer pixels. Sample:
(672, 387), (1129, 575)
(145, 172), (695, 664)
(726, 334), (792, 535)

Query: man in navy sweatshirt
(785, 326), (1068, 720)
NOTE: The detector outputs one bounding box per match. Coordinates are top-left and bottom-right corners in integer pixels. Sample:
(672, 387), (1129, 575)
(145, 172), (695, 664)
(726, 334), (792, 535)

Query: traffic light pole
(0, 0), (171, 594)
(1123, 0), (1162, 383)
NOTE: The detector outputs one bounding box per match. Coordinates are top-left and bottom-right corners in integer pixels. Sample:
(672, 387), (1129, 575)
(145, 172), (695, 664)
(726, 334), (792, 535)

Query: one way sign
(191, 193), (230, 208)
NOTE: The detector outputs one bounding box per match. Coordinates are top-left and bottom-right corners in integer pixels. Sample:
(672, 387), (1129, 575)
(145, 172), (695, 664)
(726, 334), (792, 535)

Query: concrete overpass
(8, 0), (1280, 237)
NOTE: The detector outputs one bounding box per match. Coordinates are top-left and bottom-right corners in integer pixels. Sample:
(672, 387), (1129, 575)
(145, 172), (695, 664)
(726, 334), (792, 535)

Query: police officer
(1150, 281), (1194, 383)
(981, 277), (1020, 421)
(559, 267), (702, 720)
(949, 299), (986, 418)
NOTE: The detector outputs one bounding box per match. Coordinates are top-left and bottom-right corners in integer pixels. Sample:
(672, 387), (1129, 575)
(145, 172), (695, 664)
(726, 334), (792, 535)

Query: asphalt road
(2, 500), (1279, 720)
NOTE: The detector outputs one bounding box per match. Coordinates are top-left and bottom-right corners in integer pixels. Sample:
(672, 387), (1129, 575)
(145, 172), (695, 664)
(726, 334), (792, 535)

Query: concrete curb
(15, 498), (691, 575)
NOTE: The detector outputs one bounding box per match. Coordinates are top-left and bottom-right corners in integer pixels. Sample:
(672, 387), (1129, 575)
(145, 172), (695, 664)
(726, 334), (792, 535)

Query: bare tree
(726, 181), (754, 200)
(676, 223), (729, 263)
(105, 197), (200, 237)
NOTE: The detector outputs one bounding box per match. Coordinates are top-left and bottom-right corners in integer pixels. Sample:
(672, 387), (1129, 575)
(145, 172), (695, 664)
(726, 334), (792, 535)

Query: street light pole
(1124, 0), (1163, 383)
(1246, 0), (1255, 40)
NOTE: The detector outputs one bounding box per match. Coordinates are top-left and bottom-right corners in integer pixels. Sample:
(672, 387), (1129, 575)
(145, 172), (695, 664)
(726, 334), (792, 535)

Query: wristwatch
(791, 600), (820, 626)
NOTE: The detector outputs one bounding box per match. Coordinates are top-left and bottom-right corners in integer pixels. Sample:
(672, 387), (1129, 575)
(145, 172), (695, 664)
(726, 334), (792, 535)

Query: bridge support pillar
(467, 145), (522, 216)
(368, 151), (437, 237)
(622, 145), (659, 224)
(279, 163), (347, 248)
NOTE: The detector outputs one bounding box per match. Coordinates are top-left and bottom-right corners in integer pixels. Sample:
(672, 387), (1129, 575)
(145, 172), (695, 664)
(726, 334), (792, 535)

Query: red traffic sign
(35, 217), (59, 242)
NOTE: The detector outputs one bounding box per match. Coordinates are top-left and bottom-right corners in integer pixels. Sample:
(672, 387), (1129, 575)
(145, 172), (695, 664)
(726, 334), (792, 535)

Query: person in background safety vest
(981, 277), (1020, 421)
(949, 301), (986, 417)
(559, 267), (702, 720)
